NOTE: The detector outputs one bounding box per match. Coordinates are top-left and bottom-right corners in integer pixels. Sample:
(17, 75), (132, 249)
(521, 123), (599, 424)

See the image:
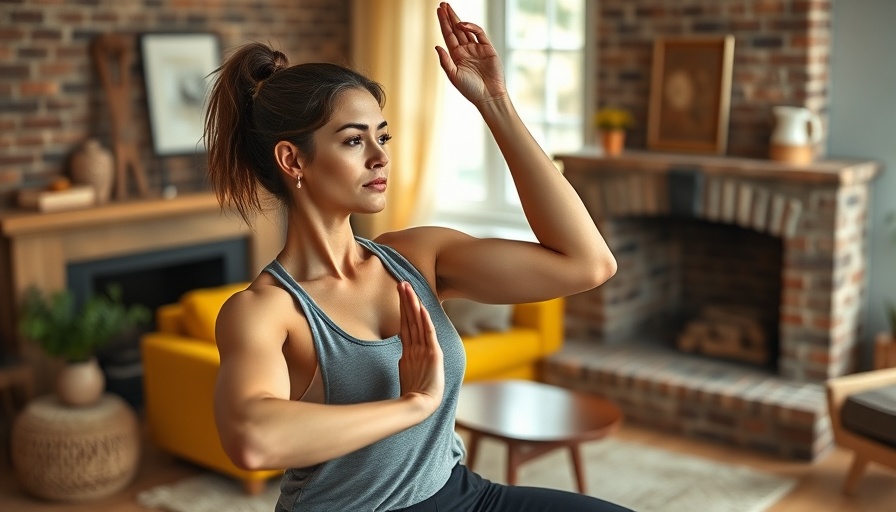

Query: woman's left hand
(435, 2), (507, 108)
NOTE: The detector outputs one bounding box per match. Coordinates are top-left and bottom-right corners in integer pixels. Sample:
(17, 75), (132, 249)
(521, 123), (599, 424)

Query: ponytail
(204, 43), (386, 226)
(205, 43), (289, 226)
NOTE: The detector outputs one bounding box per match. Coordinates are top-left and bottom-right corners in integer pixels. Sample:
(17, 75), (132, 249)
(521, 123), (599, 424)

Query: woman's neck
(277, 211), (365, 282)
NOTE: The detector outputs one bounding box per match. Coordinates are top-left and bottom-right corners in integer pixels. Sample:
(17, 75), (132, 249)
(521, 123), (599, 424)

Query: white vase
(55, 357), (105, 407)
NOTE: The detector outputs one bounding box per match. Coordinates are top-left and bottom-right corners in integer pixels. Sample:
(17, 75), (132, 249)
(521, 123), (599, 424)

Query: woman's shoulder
(218, 275), (299, 332)
(373, 225), (469, 255)
(215, 274), (306, 355)
(372, 226), (474, 293)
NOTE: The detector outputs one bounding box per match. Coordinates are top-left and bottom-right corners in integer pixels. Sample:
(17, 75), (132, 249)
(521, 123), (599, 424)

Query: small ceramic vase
(70, 139), (114, 204)
(56, 357), (105, 407)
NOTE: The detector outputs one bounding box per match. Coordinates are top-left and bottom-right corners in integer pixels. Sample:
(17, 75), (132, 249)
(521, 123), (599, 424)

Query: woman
(206, 3), (624, 511)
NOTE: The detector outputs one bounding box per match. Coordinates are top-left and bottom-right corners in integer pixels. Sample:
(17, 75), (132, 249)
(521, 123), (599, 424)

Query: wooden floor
(0, 421), (893, 511)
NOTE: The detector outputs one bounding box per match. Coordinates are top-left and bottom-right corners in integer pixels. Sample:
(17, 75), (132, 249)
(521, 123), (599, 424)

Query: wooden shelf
(0, 192), (226, 237)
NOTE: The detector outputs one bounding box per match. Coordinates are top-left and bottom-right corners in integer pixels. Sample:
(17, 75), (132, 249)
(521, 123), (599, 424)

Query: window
(431, 0), (590, 236)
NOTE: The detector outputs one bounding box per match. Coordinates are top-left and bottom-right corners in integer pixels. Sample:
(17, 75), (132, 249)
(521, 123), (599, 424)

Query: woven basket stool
(11, 393), (140, 502)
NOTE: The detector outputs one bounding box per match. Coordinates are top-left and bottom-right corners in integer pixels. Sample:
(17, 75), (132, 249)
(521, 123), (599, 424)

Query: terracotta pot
(70, 139), (114, 204)
(600, 130), (625, 157)
(55, 357), (105, 407)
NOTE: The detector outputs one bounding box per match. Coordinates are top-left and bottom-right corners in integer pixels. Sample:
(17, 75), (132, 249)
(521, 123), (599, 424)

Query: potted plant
(19, 285), (150, 406)
(593, 107), (635, 156)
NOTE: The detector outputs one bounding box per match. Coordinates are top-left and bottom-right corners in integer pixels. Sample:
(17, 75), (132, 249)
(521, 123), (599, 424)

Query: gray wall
(828, 0), (896, 368)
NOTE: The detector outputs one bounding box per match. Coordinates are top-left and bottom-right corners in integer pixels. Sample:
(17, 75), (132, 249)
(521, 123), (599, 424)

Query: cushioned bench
(842, 384), (896, 447)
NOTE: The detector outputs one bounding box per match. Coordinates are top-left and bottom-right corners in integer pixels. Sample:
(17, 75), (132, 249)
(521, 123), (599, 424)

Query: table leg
(506, 441), (522, 486)
(569, 444), (586, 494)
(465, 430), (481, 470)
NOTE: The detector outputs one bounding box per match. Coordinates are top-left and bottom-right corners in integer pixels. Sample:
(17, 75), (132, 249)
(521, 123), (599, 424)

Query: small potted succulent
(19, 285), (150, 406)
(593, 107), (635, 156)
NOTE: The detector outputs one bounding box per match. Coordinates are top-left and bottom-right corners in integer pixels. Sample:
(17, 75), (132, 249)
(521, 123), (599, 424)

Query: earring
(296, 175), (302, 189)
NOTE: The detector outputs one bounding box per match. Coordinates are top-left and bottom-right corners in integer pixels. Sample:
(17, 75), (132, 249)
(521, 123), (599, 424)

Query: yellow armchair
(141, 284), (564, 494)
(461, 298), (565, 382)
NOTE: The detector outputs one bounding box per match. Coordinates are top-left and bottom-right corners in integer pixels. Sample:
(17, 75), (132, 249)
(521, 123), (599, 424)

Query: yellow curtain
(350, 0), (444, 238)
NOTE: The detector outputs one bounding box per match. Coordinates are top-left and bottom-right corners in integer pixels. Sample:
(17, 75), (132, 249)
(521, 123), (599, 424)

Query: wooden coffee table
(455, 379), (623, 494)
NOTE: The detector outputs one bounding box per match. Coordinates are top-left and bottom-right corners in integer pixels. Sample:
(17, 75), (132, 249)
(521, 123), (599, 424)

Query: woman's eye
(379, 133), (393, 145)
(346, 136), (362, 146)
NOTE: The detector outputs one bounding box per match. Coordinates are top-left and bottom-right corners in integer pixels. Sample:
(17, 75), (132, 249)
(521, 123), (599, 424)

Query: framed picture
(140, 33), (220, 157)
(647, 35), (735, 155)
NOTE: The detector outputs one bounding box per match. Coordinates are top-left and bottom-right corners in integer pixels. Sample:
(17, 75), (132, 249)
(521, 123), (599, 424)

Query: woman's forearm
(223, 393), (433, 471)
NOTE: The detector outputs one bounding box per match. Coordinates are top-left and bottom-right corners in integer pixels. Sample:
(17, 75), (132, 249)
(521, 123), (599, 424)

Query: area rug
(136, 437), (795, 512)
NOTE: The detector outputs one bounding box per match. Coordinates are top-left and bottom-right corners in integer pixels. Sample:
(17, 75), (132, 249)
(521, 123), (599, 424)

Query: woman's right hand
(397, 281), (445, 418)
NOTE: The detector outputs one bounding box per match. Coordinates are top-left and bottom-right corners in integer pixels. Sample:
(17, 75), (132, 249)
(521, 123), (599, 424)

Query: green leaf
(18, 285), (150, 362)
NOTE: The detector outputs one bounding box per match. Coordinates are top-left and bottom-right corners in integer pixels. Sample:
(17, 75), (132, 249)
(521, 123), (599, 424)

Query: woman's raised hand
(397, 281), (445, 417)
(435, 2), (507, 108)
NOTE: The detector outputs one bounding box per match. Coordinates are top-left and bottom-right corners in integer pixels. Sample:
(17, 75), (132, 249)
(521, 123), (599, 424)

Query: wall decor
(648, 35), (735, 155)
(92, 34), (149, 199)
(140, 33), (220, 157)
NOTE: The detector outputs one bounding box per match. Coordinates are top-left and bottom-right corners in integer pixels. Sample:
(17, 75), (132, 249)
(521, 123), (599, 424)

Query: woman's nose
(367, 143), (389, 169)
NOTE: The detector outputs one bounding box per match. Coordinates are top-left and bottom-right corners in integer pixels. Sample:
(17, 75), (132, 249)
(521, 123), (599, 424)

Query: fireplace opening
(671, 218), (784, 371)
(611, 216), (784, 372)
(66, 238), (250, 409)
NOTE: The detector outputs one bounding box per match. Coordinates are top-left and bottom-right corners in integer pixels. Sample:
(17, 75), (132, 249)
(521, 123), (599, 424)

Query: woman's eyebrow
(334, 120), (388, 133)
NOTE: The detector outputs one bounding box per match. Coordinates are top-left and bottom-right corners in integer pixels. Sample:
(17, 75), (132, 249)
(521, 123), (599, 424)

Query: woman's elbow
(220, 423), (273, 471)
(582, 253), (617, 290)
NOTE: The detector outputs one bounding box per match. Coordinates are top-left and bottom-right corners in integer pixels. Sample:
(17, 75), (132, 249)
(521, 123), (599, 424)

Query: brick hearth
(549, 150), (880, 460)
(544, 341), (830, 460)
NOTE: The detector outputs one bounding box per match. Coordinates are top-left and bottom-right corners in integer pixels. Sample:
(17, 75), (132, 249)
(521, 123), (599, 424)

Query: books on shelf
(17, 185), (96, 212)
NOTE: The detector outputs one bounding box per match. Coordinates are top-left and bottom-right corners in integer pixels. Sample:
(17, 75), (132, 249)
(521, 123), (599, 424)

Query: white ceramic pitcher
(771, 106), (823, 146)
(769, 106), (822, 164)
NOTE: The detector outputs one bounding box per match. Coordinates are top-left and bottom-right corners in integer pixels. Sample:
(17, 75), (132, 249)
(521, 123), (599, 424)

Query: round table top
(455, 380), (623, 443)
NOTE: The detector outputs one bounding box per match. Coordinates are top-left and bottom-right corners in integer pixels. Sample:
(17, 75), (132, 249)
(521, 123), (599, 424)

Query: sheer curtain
(350, 0), (444, 238)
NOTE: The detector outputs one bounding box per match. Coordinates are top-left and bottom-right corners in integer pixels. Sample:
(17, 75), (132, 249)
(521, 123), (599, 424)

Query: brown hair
(204, 43), (386, 225)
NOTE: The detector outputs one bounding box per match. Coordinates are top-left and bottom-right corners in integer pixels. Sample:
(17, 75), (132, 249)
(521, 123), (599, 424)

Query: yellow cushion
(461, 327), (541, 382)
(156, 303), (184, 335)
(181, 283), (248, 344)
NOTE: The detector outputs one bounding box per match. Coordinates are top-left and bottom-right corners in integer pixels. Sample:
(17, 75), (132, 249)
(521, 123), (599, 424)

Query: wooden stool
(455, 380), (623, 493)
(11, 393), (140, 502)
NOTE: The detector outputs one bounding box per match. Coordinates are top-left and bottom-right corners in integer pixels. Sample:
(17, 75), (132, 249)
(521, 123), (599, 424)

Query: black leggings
(394, 463), (633, 512)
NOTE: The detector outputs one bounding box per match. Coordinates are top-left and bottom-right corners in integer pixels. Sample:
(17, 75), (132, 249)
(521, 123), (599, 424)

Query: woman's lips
(364, 178), (387, 192)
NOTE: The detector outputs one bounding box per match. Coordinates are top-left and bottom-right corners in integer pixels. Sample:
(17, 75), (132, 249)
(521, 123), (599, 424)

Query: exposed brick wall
(596, 0), (832, 158)
(0, 0), (350, 207)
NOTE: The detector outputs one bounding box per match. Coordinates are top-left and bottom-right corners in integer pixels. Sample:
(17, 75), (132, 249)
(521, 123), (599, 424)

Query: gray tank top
(266, 237), (466, 512)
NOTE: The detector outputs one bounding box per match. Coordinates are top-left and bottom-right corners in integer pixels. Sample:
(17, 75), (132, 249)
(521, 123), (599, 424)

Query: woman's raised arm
(425, 3), (616, 304)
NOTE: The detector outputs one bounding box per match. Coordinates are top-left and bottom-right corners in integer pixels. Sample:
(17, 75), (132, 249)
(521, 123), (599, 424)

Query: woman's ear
(274, 141), (303, 178)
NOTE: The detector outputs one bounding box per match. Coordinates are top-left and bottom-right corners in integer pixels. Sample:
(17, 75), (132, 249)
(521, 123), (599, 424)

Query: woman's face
(302, 88), (391, 215)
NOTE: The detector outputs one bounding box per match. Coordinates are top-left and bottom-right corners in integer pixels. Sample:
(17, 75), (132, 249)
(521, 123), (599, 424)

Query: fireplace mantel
(557, 150), (880, 185)
(0, 192), (284, 383)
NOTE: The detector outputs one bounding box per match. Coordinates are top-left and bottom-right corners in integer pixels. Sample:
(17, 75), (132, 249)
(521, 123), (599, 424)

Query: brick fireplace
(545, 150), (880, 460)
